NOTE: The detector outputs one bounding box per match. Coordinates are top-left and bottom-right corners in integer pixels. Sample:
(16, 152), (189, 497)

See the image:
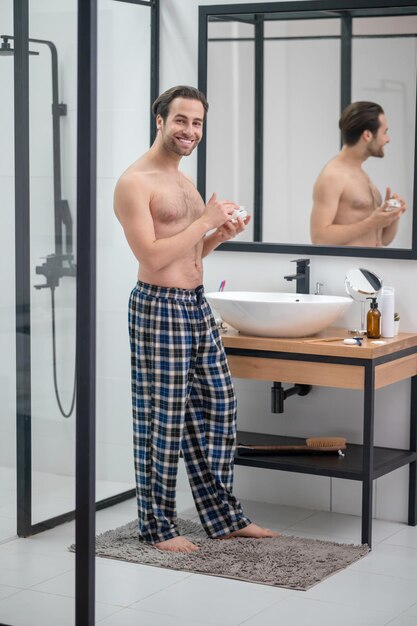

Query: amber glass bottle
(367, 298), (381, 339)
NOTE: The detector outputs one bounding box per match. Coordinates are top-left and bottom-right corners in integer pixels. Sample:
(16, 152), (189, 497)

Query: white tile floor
(0, 466), (134, 543)
(1, 492), (417, 626)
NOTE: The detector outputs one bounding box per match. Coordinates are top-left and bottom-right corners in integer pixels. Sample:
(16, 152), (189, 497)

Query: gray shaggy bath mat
(69, 518), (369, 590)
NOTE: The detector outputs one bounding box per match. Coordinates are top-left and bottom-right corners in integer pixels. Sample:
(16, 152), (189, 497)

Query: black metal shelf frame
(236, 432), (417, 480)
(13, 0), (159, 624)
(225, 344), (417, 548)
(198, 0), (417, 260)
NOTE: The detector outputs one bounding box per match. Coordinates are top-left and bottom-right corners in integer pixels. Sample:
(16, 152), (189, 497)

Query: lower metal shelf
(235, 431), (417, 480)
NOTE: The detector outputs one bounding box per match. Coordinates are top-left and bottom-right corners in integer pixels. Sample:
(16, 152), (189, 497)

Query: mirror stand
(349, 301), (368, 336)
(345, 268), (383, 335)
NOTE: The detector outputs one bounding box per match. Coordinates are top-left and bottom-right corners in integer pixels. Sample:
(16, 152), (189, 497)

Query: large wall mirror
(198, 0), (417, 259)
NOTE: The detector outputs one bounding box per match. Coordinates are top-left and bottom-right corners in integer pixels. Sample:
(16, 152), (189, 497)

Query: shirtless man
(310, 101), (406, 246)
(114, 85), (277, 552)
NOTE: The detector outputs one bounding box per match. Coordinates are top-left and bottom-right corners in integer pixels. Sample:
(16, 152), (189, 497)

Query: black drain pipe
(271, 382), (312, 414)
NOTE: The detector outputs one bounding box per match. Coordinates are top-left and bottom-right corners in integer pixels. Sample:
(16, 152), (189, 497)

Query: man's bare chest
(151, 179), (204, 225)
(341, 173), (382, 212)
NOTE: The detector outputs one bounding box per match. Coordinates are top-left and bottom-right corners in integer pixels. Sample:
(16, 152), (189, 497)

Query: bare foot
(219, 523), (279, 540)
(154, 536), (199, 553)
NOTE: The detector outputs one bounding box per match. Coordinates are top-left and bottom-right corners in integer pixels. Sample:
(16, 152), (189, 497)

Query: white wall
(159, 0), (417, 523)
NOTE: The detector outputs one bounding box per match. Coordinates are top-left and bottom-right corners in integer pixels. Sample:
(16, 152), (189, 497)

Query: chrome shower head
(0, 35), (39, 56)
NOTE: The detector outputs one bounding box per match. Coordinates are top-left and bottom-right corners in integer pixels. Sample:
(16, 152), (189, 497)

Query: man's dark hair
(151, 85), (209, 121)
(339, 101), (385, 146)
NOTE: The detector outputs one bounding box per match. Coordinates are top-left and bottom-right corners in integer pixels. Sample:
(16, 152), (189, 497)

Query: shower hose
(50, 286), (76, 418)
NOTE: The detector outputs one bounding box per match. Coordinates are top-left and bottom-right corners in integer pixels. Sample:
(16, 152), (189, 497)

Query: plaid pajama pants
(128, 281), (251, 544)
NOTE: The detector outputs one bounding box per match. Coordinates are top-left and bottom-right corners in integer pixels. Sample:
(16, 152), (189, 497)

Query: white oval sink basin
(206, 291), (352, 338)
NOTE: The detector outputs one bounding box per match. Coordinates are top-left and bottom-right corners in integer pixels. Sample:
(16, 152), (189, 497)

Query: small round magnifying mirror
(345, 268), (383, 335)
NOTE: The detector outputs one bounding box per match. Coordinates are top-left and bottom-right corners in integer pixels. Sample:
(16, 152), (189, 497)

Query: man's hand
(382, 186), (407, 215)
(201, 208), (251, 257)
(201, 193), (239, 230)
(370, 186), (406, 228)
(212, 214), (251, 243)
(199, 192), (251, 243)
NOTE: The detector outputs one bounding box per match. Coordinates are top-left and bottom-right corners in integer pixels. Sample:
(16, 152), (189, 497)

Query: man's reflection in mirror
(310, 101), (406, 247)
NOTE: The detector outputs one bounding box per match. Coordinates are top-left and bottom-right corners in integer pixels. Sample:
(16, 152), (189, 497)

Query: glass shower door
(95, 0), (152, 505)
(28, 0), (78, 527)
(0, 0), (17, 543)
(17, 0), (156, 535)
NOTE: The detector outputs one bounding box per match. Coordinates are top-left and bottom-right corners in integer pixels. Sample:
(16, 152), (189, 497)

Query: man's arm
(114, 175), (235, 272)
(310, 175), (403, 246)
(380, 190), (407, 246)
(381, 221), (400, 246)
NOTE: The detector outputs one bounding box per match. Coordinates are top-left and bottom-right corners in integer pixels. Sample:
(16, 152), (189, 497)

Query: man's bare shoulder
(315, 156), (350, 190)
(116, 157), (159, 190)
(114, 158), (159, 220)
(115, 155), (165, 200)
(319, 155), (349, 177)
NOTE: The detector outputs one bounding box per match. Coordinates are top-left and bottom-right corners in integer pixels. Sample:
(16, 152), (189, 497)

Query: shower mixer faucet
(35, 253), (76, 290)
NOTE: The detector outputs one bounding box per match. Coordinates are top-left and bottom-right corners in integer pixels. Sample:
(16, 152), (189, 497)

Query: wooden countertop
(221, 326), (417, 360)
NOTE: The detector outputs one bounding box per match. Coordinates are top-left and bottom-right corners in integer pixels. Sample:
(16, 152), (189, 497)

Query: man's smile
(175, 135), (195, 146)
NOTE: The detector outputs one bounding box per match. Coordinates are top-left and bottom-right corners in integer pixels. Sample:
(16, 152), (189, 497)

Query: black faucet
(284, 259), (310, 294)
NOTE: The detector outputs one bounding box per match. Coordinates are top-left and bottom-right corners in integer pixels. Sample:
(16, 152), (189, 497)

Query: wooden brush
(237, 437), (347, 456)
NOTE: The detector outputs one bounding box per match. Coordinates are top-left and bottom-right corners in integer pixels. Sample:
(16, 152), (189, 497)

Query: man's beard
(367, 144), (384, 159)
(163, 134), (198, 157)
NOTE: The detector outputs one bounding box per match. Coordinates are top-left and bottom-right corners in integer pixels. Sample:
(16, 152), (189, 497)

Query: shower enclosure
(2, 0), (158, 554)
(1, 31), (77, 426)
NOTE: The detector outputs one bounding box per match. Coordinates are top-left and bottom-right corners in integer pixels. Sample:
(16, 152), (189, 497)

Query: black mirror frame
(198, 0), (417, 260)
